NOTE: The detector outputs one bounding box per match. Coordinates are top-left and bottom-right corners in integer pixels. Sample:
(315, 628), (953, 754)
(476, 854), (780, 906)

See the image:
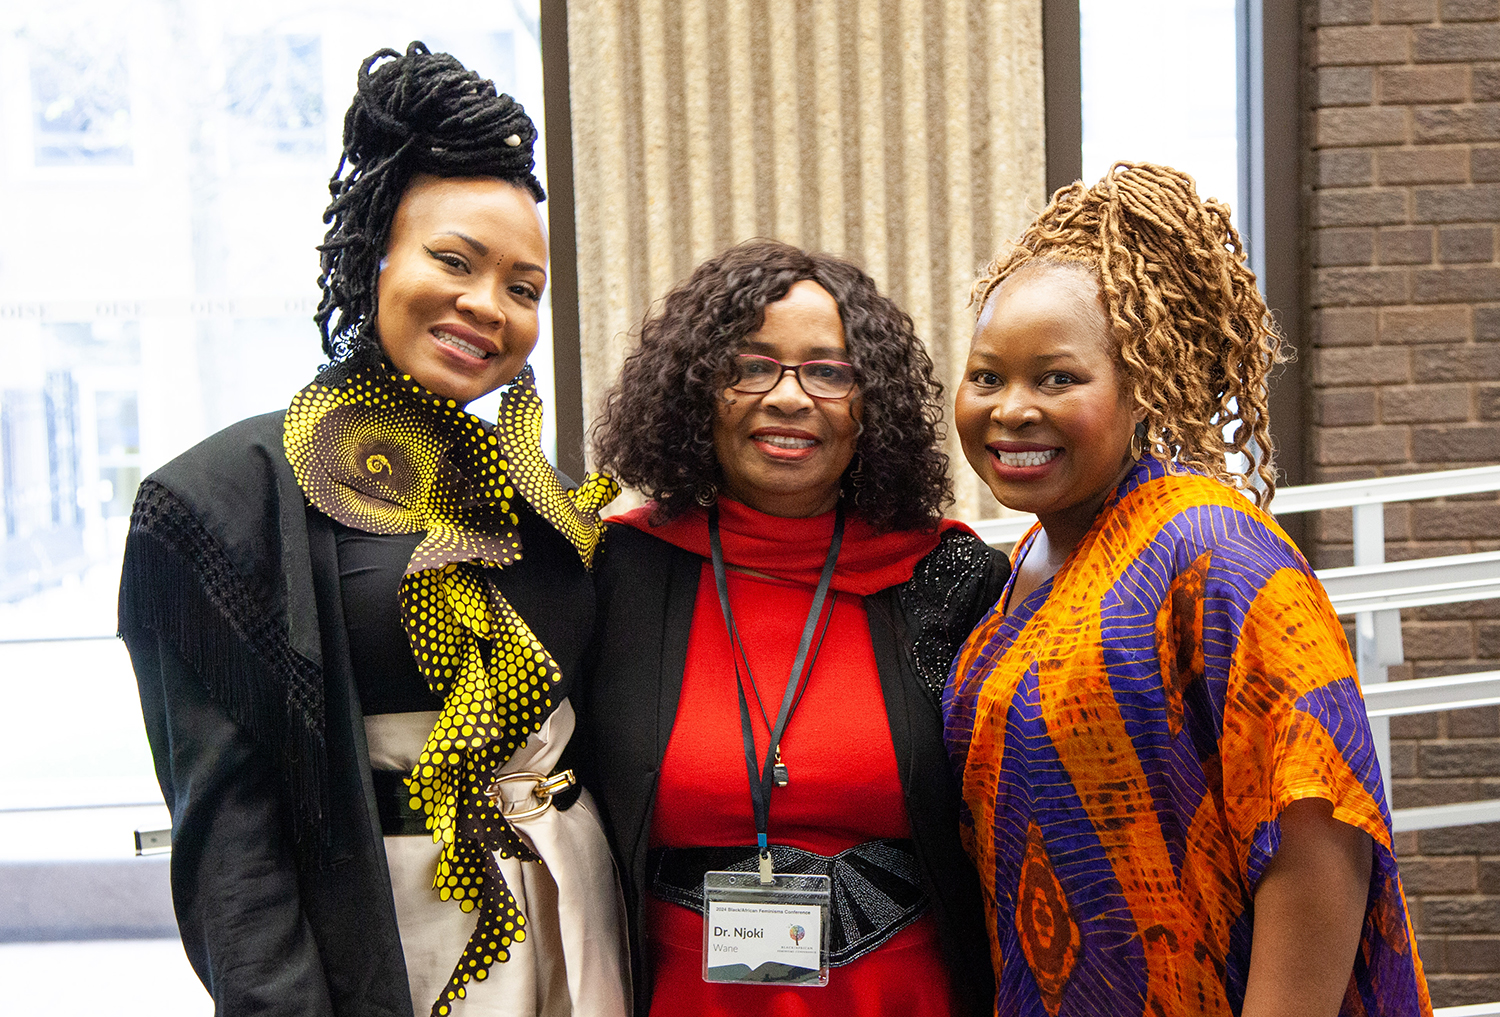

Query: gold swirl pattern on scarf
(283, 362), (618, 1017)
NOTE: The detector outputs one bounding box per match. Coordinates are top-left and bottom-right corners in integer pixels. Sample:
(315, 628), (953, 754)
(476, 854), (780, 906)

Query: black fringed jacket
(118, 411), (595, 1017)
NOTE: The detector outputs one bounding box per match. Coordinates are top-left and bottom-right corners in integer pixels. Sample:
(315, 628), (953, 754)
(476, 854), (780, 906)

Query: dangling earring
(848, 457), (866, 507)
(695, 481), (719, 507)
(1129, 421), (1148, 463)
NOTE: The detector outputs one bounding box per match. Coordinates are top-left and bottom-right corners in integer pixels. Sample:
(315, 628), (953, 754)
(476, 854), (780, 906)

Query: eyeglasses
(729, 354), (858, 400)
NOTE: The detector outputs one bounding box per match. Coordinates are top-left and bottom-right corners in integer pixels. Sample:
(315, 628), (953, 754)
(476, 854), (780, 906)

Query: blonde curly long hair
(972, 162), (1286, 507)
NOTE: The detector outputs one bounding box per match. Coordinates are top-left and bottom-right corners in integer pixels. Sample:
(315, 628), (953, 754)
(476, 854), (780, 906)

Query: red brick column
(1309, 0), (1500, 1005)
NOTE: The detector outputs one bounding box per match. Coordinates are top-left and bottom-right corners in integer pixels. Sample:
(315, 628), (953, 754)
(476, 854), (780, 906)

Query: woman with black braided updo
(120, 43), (629, 1017)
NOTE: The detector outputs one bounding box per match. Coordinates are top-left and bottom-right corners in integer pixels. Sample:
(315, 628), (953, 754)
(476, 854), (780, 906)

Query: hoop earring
(1129, 421), (1148, 463)
(695, 481), (718, 507)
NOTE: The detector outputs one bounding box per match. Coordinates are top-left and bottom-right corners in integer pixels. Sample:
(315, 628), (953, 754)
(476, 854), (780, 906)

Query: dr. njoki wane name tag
(701, 870), (831, 986)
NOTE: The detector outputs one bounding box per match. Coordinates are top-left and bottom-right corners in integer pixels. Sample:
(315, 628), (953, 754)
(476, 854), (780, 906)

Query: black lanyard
(708, 502), (844, 875)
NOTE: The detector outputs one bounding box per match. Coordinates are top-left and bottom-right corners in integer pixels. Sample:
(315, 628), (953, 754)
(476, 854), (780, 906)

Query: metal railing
(1436, 1003), (1500, 1017)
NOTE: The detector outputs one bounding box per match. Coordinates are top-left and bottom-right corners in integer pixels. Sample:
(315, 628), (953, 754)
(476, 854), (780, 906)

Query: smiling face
(375, 174), (548, 406)
(712, 280), (863, 518)
(955, 263), (1143, 539)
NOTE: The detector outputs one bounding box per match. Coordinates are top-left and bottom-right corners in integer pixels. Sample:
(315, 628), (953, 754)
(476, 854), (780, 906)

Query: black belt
(372, 768), (581, 837)
(650, 838), (929, 966)
(372, 769), (427, 836)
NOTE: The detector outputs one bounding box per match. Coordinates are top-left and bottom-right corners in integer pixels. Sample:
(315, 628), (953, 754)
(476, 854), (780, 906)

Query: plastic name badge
(702, 870), (832, 987)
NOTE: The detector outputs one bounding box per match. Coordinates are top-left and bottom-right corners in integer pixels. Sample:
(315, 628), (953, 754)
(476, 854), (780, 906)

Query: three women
(123, 39), (1427, 1017)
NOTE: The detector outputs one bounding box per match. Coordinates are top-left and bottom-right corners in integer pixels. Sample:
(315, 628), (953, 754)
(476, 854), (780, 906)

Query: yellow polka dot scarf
(283, 361), (617, 1016)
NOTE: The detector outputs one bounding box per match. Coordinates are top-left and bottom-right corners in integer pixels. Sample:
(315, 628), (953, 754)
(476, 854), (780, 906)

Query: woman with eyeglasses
(580, 239), (1008, 1016)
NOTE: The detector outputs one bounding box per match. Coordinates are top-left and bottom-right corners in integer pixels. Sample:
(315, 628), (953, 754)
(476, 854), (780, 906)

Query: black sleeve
(127, 626), (335, 1017)
(900, 529), (1013, 705)
(868, 529), (1009, 1017)
(973, 538), (1013, 621)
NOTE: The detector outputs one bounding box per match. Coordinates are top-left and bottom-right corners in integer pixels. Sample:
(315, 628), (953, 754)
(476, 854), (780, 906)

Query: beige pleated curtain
(567, 0), (1046, 519)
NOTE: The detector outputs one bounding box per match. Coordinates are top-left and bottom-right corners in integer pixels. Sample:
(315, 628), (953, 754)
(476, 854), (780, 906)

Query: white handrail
(1269, 464), (1500, 515)
(971, 534), (1500, 617)
(1392, 799), (1500, 833)
(1362, 671), (1500, 718)
(1318, 551), (1500, 615)
(968, 464), (1500, 546)
(1435, 1004), (1500, 1017)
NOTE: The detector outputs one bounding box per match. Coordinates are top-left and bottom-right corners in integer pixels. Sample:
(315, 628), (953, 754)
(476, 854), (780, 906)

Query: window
(1077, 0), (1255, 476)
(0, 4), (549, 1008)
(1079, 0), (1239, 222)
(28, 25), (132, 166)
(224, 33), (327, 165)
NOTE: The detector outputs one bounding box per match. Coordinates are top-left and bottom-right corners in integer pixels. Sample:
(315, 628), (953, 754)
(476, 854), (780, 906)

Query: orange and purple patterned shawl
(944, 456), (1430, 1017)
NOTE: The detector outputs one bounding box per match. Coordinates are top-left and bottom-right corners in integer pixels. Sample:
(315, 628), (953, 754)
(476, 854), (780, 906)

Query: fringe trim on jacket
(119, 479), (328, 849)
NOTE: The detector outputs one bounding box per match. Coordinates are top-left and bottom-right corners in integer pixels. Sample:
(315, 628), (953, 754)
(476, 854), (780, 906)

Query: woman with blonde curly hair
(945, 163), (1430, 1017)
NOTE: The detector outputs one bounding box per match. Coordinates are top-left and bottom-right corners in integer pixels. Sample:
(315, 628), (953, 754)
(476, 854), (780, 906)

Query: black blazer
(579, 521), (1010, 1016)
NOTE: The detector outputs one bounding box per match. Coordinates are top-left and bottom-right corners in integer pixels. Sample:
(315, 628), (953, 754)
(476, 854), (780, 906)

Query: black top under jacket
(577, 521), (1010, 1017)
(332, 508), (594, 717)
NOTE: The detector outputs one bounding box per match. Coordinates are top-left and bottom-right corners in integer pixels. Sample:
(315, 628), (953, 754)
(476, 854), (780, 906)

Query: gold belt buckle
(485, 768), (576, 821)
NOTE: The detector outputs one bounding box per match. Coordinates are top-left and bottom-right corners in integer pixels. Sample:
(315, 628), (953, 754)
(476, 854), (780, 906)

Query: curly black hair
(315, 41), (544, 362)
(590, 239), (951, 532)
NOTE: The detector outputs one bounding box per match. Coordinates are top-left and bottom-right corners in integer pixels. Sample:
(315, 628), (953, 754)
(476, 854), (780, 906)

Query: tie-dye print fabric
(944, 458), (1429, 1017)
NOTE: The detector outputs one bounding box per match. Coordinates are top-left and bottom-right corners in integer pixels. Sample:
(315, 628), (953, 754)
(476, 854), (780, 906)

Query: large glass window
(1079, 0), (1240, 222)
(28, 19), (134, 166)
(1078, 0), (1253, 476)
(0, 2), (547, 1008)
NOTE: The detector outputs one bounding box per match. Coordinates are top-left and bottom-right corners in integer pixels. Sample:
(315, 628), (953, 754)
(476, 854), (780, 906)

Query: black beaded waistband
(649, 838), (929, 966)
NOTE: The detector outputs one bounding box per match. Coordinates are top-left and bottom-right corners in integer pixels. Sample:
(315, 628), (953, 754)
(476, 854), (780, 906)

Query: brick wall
(1308, 0), (1500, 1005)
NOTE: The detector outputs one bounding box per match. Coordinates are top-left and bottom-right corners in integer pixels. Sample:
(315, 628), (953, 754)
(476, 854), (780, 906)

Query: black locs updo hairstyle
(315, 41), (545, 362)
(591, 239), (952, 532)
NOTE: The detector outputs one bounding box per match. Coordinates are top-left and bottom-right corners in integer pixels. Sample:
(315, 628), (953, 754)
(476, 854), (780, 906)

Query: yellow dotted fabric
(283, 362), (618, 1016)
(493, 366), (616, 564)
